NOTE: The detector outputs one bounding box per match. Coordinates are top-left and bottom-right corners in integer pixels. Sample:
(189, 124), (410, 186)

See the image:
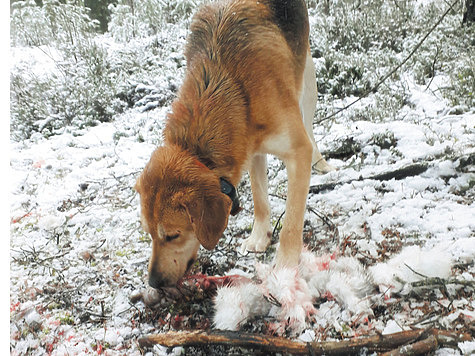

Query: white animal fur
(214, 246), (454, 333)
(369, 245), (452, 297)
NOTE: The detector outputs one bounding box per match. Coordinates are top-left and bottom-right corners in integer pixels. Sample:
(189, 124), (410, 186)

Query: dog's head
(135, 145), (232, 288)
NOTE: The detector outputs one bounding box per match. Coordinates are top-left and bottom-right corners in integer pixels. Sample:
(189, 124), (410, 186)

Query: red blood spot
(33, 160), (45, 168)
(10, 301), (21, 312)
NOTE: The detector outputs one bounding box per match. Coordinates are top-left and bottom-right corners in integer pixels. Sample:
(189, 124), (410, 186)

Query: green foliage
(314, 53), (371, 98)
(10, 0), (193, 141)
(10, 0), (128, 140)
(370, 131), (397, 150)
(309, 0), (416, 101)
(85, 0), (114, 33)
(443, 50), (474, 108)
(59, 312), (75, 325)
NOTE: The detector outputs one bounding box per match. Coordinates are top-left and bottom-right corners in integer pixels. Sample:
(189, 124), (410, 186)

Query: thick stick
(138, 328), (471, 354)
(381, 335), (438, 356)
(309, 162), (429, 194)
(138, 330), (308, 354)
(310, 151), (475, 194)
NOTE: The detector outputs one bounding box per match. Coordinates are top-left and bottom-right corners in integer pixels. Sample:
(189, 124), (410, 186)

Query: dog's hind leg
(272, 114), (313, 269)
(300, 51), (335, 174)
(240, 154), (271, 253)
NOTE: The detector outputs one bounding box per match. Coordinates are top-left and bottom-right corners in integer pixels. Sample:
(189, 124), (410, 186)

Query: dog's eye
(165, 234), (180, 242)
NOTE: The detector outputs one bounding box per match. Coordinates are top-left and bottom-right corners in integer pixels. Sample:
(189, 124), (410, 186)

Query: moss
(59, 313), (75, 325)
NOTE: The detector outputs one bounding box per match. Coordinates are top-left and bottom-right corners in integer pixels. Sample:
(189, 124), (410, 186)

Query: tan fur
(136, 0), (333, 287)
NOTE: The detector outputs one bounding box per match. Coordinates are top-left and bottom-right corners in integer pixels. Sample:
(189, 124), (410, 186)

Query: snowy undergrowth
(10, 0), (475, 355)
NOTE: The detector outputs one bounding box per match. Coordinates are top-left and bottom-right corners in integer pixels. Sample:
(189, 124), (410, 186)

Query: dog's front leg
(240, 154), (272, 253)
(274, 137), (313, 269)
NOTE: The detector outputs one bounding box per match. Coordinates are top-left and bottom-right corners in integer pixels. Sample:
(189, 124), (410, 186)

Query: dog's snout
(148, 271), (166, 289)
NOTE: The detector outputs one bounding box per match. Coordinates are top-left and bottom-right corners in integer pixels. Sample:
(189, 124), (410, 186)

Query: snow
(9, 1), (475, 355)
(382, 320), (404, 335)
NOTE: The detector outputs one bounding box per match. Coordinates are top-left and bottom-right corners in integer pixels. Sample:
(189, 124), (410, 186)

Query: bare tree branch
(138, 328), (471, 354)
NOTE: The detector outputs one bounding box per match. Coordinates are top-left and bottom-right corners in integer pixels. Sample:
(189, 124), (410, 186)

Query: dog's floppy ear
(182, 189), (232, 250)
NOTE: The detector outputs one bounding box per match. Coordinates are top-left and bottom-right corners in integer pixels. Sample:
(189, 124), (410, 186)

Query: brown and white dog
(135, 0), (334, 288)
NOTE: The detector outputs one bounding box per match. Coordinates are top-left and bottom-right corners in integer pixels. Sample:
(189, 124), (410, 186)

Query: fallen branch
(370, 163), (429, 182)
(309, 162), (429, 194)
(381, 335), (438, 356)
(410, 277), (475, 289)
(138, 328), (471, 354)
(310, 151), (475, 194)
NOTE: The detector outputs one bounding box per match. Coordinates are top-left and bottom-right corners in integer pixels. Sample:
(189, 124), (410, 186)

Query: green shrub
(444, 56), (474, 108)
(10, 39), (124, 139)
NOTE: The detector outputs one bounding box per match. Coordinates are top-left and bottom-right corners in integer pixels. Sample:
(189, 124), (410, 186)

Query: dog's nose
(148, 272), (165, 289)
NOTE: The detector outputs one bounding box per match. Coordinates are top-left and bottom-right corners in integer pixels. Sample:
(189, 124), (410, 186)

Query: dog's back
(185, 0), (309, 78)
(268, 0), (309, 56)
(165, 0), (311, 180)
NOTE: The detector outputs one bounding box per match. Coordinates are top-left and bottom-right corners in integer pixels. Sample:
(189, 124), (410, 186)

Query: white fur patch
(213, 282), (269, 330)
(369, 245), (452, 297)
(213, 246), (454, 334)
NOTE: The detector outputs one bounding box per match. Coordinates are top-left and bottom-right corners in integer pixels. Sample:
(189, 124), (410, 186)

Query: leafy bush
(444, 56), (474, 108)
(11, 40), (125, 139)
(10, 0), (199, 141)
(10, 1), (50, 47)
(308, 0), (415, 102)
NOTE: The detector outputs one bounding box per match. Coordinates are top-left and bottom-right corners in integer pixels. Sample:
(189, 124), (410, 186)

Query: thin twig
(424, 46), (440, 92)
(272, 210), (286, 240)
(307, 207), (337, 231)
(404, 263), (429, 279)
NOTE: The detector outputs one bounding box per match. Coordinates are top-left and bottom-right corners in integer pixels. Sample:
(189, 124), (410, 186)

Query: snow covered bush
(10, 0), (197, 140)
(446, 56), (474, 108)
(308, 0), (416, 121)
(10, 0), (50, 47)
(108, 0), (201, 42)
(11, 39), (125, 139)
(10, 1), (126, 139)
(11, 0), (99, 48)
(309, 0), (473, 120)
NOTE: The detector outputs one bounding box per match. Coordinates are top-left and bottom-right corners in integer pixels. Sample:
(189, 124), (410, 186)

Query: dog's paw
(313, 158), (336, 175)
(239, 232), (271, 254)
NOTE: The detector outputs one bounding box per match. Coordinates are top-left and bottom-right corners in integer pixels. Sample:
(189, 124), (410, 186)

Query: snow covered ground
(9, 1), (475, 355)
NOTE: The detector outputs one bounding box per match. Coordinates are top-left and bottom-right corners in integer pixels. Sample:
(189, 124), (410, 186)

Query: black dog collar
(220, 178), (241, 216)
